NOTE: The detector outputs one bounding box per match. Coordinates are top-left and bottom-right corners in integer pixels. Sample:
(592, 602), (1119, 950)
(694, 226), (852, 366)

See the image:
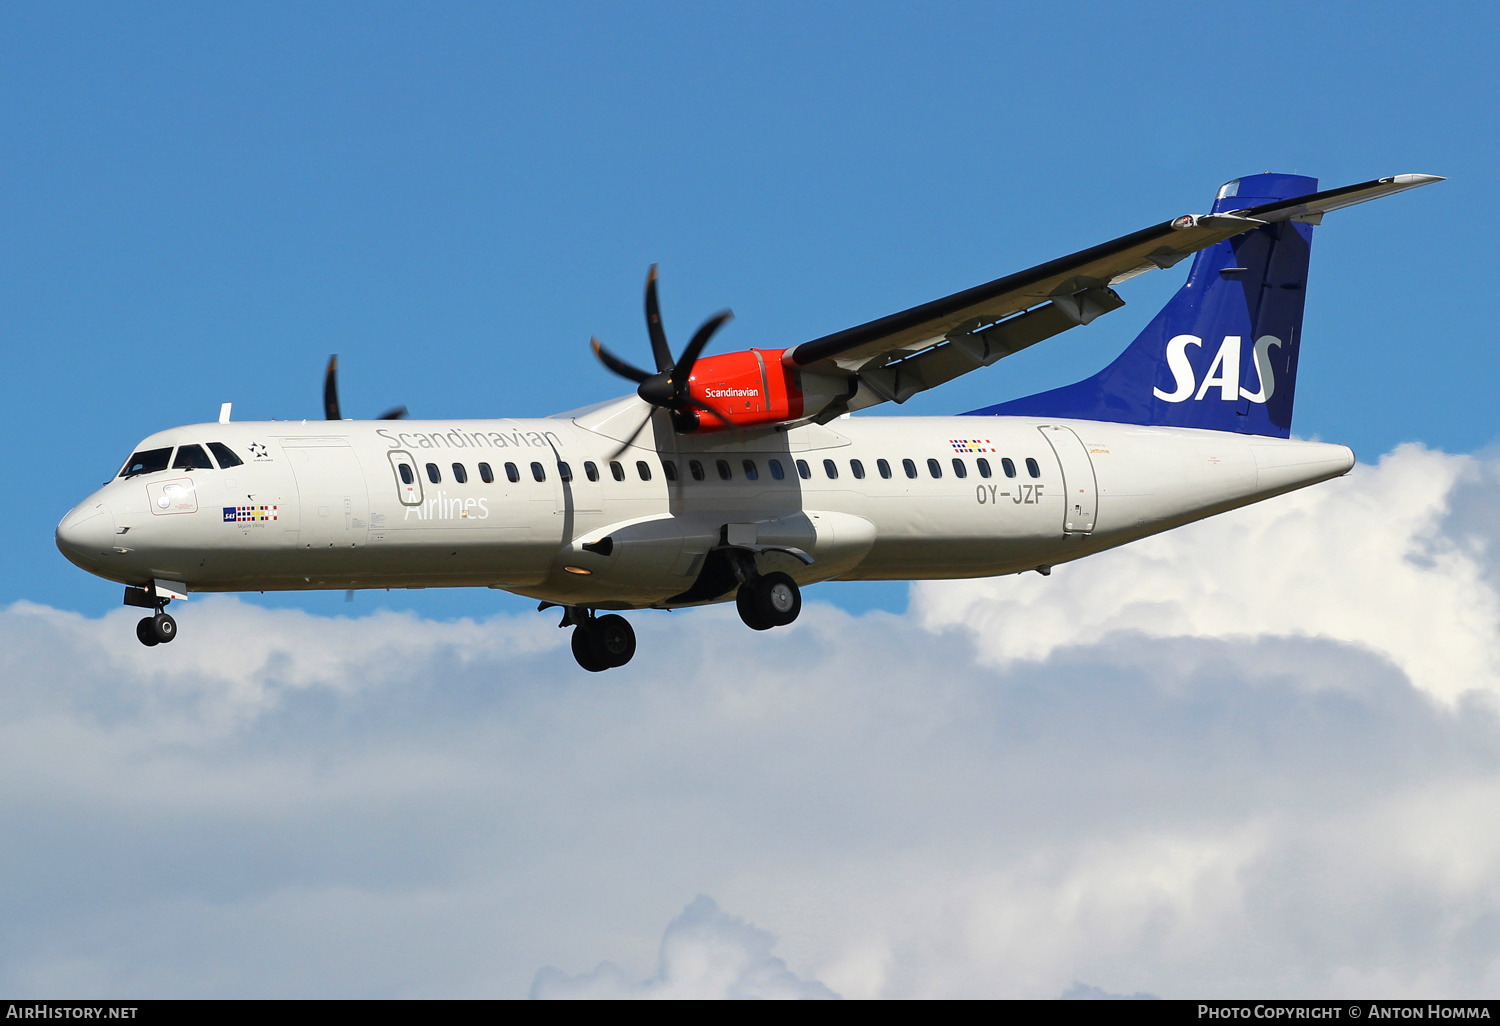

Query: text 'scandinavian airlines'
(57, 173), (1441, 670)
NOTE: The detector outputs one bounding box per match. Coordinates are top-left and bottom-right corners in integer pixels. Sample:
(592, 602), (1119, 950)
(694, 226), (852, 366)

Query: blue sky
(5, 1), (1491, 619)
(6, 3), (1500, 1000)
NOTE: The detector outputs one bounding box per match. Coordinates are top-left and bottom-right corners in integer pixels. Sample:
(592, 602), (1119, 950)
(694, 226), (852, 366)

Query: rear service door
(285, 441), (370, 549)
(1039, 425), (1097, 534)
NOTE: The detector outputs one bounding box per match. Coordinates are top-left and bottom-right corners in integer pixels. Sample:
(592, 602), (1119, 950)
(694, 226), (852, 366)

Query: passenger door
(387, 450), (423, 507)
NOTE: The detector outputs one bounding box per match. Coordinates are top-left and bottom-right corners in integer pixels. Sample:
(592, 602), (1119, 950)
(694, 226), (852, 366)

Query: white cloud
(5, 444), (1500, 997)
(915, 443), (1500, 705)
(532, 896), (836, 999)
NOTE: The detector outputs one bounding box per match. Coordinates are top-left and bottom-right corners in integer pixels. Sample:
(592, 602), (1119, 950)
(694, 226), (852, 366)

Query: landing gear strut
(125, 584), (177, 646)
(735, 570), (801, 631)
(559, 608), (636, 672)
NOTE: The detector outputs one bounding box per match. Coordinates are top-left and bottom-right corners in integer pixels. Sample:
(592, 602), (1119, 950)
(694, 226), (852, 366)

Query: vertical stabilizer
(968, 173), (1318, 437)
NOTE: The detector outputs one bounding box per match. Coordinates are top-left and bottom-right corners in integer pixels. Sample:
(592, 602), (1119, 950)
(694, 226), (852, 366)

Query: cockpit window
(207, 442), (244, 468)
(172, 444), (214, 470)
(119, 447), (172, 479)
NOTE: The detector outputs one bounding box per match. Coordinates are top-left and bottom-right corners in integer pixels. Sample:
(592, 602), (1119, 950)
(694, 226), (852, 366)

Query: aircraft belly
(520, 506), (879, 607)
(186, 524), (551, 590)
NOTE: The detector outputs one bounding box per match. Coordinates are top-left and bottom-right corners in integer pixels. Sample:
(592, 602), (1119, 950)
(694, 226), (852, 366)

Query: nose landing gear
(125, 584), (178, 647)
(135, 612), (177, 647)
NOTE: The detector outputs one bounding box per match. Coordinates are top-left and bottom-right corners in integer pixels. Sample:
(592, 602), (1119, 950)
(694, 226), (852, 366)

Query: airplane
(55, 172), (1441, 671)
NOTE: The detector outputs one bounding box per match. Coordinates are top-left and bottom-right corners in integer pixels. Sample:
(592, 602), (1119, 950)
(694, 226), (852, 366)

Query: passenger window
(716, 459), (732, 481)
(531, 462), (546, 482)
(584, 461), (599, 482)
(689, 460), (705, 482)
(951, 458), (967, 479)
(399, 464), (414, 485)
(743, 459), (758, 481)
(479, 462), (495, 484)
(768, 459), (785, 480)
(207, 442), (244, 468)
(796, 459), (811, 480)
(850, 459), (865, 480)
(506, 462), (520, 483)
(426, 463), (441, 484)
(610, 461), (625, 482)
(452, 463), (468, 484)
(902, 458), (917, 479)
(977, 458), (991, 479)
(558, 462), (573, 482)
(1001, 458), (1017, 478)
(637, 460), (653, 482)
(1026, 457), (1041, 478)
(927, 458), (942, 479)
(877, 459), (891, 479)
(662, 460), (678, 481)
(823, 459), (838, 480)
(172, 444), (213, 470)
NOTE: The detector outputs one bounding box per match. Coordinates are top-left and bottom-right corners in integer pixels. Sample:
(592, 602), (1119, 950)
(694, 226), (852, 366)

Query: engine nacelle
(681, 348), (806, 432)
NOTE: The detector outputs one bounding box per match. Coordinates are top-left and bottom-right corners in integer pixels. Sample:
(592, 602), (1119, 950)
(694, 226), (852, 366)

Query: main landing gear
(547, 561), (802, 671)
(561, 609), (637, 672)
(735, 571), (801, 631)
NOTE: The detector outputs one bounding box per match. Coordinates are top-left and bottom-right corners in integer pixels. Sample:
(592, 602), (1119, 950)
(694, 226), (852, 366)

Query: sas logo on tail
(1153, 334), (1283, 404)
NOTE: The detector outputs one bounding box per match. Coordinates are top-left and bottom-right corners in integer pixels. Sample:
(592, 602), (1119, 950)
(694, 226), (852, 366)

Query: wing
(789, 174), (1442, 415)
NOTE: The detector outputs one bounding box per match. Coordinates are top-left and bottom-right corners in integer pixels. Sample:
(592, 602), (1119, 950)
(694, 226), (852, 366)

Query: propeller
(591, 266), (732, 454)
(324, 355), (408, 421)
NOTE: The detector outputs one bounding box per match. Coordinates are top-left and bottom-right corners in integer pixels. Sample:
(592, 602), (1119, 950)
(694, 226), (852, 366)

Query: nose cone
(56, 501), (117, 571)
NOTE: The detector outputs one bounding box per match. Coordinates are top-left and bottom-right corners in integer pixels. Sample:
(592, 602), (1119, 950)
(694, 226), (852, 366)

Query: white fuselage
(55, 397), (1354, 609)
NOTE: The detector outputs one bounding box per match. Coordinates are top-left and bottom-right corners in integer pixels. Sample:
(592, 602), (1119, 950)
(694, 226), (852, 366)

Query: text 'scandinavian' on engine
(56, 173), (1443, 670)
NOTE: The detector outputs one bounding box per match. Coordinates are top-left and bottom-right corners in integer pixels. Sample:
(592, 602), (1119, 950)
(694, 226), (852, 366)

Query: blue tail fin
(967, 173), (1317, 438)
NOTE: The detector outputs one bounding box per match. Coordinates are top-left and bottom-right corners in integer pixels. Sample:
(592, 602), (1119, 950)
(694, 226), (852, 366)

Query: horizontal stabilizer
(1225, 173), (1444, 226)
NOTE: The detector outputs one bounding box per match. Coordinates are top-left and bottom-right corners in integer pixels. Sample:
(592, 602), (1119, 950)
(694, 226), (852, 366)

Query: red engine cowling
(681, 348), (804, 432)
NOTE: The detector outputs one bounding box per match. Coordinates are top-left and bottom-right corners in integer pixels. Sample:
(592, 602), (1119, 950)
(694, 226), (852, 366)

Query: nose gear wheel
(136, 612), (176, 646)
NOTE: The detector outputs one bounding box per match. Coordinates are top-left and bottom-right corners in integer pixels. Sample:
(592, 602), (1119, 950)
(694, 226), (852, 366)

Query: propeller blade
(606, 406), (657, 461)
(323, 355), (342, 420)
(592, 337), (652, 384)
(644, 265), (674, 373)
(377, 406), (408, 420)
(670, 311), (732, 388)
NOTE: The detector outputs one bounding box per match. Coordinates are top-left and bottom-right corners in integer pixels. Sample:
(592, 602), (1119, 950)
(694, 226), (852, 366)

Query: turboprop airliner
(56, 172), (1441, 670)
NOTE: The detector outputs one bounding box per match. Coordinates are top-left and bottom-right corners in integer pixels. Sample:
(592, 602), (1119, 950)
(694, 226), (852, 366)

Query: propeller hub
(637, 374), (676, 408)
